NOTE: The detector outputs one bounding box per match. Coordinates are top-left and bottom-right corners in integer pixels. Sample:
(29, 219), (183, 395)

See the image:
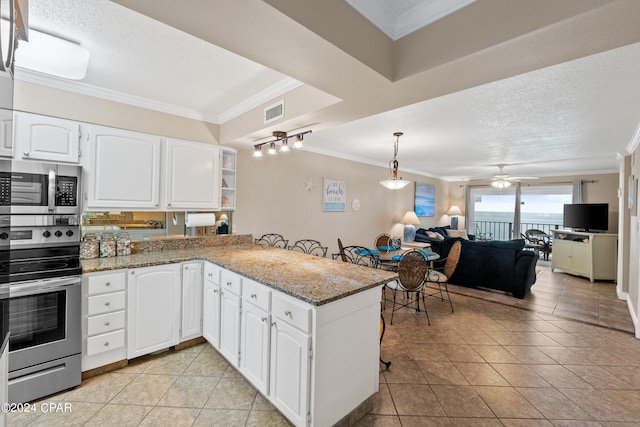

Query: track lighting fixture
(253, 130), (311, 157)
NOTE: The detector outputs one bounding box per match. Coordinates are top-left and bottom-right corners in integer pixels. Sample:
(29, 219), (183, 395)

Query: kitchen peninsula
(81, 235), (397, 427)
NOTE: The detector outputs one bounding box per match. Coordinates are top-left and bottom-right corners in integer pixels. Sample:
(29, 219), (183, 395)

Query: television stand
(551, 230), (617, 282)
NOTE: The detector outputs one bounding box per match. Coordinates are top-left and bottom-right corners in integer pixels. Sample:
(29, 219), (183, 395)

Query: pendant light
(379, 132), (411, 190)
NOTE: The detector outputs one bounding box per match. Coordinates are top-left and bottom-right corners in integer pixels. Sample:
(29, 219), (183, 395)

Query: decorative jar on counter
(99, 232), (116, 258)
(116, 232), (131, 256)
(80, 233), (99, 259)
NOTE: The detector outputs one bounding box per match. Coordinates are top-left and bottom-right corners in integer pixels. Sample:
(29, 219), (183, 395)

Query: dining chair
(424, 240), (461, 312)
(332, 239), (379, 267)
(254, 233), (289, 248)
(385, 249), (431, 325)
(288, 239), (328, 257)
(379, 313), (391, 369)
(374, 233), (401, 271)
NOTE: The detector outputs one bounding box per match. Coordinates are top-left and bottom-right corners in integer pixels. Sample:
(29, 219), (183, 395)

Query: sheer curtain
(513, 183), (521, 239)
(572, 180), (583, 203)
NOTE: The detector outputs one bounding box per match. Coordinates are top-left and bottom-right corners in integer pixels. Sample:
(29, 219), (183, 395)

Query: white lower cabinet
(219, 269), (242, 367)
(269, 294), (311, 426)
(200, 265), (381, 427)
(127, 264), (181, 359)
(82, 271), (127, 371)
(240, 278), (271, 395)
(203, 263), (222, 348)
(181, 262), (203, 342)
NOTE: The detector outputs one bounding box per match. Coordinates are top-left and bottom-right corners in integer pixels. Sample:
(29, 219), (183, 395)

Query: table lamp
(447, 205), (463, 230)
(401, 211), (421, 243)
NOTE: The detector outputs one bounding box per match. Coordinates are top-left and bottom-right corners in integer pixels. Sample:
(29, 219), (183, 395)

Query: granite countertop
(81, 244), (398, 306)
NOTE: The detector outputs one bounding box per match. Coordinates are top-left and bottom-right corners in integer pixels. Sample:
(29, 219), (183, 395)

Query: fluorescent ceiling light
(14, 26), (90, 80)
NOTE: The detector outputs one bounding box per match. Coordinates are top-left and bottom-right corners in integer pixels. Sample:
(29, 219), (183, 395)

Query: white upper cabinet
(86, 125), (162, 210)
(0, 108), (13, 158)
(165, 138), (221, 210)
(14, 111), (82, 163)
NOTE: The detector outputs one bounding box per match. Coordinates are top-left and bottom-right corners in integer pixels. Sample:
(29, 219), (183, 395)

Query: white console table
(551, 230), (617, 282)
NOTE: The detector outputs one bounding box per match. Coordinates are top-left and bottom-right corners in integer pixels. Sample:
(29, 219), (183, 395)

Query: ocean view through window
(470, 185), (572, 240)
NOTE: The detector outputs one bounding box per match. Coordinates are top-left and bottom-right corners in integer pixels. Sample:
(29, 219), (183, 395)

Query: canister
(99, 232), (116, 257)
(80, 233), (99, 259)
(116, 231), (131, 256)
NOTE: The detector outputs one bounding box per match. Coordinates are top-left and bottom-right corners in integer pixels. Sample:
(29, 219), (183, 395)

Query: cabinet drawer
(204, 262), (222, 285)
(86, 272), (126, 295)
(87, 311), (125, 336)
(220, 269), (242, 296)
(86, 329), (125, 356)
(243, 278), (271, 312)
(272, 293), (311, 334)
(87, 291), (126, 315)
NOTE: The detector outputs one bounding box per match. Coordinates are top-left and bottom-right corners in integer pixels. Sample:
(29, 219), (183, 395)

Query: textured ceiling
(306, 41), (640, 181)
(15, 0), (640, 182)
(20, 0), (299, 123)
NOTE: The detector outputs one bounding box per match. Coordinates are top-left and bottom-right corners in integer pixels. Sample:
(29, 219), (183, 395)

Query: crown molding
(15, 67), (302, 125)
(346, 0), (476, 41)
(627, 122), (640, 154)
(215, 78), (302, 124)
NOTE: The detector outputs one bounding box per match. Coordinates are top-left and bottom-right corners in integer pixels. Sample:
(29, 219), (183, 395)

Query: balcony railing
(474, 221), (562, 241)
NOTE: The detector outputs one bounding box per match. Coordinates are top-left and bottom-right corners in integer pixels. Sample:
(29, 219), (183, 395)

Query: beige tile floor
(7, 264), (639, 426)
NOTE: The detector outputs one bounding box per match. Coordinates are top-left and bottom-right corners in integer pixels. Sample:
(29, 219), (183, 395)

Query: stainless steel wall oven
(1, 161), (83, 403)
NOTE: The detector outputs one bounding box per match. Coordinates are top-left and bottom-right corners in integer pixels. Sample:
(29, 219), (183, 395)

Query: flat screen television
(562, 203), (608, 232)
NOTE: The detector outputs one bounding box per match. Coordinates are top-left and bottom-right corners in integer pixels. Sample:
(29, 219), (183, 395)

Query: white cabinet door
(166, 138), (221, 210)
(86, 125), (162, 210)
(0, 108), (12, 158)
(219, 288), (241, 367)
(127, 264), (181, 359)
(181, 262), (203, 342)
(203, 279), (221, 349)
(14, 112), (81, 163)
(269, 320), (310, 427)
(571, 243), (591, 276)
(552, 240), (573, 271)
(240, 303), (270, 395)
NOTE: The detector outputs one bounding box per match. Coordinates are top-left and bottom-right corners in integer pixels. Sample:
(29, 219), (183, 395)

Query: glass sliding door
(468, 187), (516, 241)
(467, 184), (572, 241)
(519, 184), (572, 236)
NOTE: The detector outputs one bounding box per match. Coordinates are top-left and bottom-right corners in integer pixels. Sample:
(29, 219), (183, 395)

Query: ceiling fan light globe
(491, 179), (511, 189)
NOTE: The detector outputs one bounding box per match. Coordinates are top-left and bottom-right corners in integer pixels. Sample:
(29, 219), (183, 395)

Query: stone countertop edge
(81, 244), (398, 306)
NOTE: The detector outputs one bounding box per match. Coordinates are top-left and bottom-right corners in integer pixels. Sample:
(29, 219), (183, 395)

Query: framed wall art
(415, 182), (435, 217)
(323, 178), (347, 212)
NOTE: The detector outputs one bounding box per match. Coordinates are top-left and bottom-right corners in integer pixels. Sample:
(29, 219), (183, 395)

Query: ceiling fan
(490, 164), (538, 188)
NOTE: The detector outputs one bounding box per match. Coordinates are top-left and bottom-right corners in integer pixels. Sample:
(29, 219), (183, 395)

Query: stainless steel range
(1, 161), (83, 403)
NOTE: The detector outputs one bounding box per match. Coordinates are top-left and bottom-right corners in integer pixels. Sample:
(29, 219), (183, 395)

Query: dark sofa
(417, 228), (538, 298)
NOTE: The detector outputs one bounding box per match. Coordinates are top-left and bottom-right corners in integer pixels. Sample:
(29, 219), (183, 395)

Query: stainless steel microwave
(1, 160), (81, 215)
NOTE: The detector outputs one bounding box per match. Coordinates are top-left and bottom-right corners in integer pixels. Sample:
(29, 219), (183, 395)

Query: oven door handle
(48, 168), (56, 213)
(10, 276), (81, 297)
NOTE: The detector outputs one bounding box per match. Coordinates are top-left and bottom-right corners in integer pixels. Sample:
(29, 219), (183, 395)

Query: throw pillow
(446, 229), (469, 240)
(426, 231), (444, 240)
